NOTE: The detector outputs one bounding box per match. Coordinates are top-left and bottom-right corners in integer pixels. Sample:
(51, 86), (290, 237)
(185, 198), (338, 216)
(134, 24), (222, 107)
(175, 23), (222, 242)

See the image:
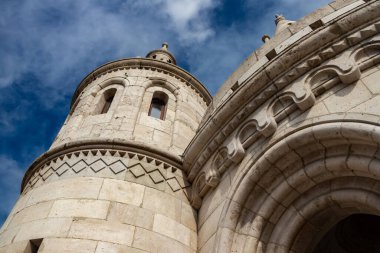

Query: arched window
(100, 88), (117, 114)
(148, 91), (168, 120)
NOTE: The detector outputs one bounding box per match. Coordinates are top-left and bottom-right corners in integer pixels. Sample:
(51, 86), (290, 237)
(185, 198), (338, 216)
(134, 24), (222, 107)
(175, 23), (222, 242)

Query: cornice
(184, 0), (380, 181)
(21, 139), (183, 192)
(70, 58), (211, 108)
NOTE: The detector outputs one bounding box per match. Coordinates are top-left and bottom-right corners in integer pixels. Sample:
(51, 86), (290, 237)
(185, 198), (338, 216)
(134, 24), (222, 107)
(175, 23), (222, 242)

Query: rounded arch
(92, 83), (124, 115)
(70, 77), (128, 115)
(143, 78), (181, 102)
(213, 121), (380, 253)
(351, 40), (380, 65)
(93, 77), (128, 93)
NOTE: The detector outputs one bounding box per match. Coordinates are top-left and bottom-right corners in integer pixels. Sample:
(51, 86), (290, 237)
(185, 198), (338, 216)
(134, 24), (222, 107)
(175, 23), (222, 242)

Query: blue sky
(0, 0), (332, 225)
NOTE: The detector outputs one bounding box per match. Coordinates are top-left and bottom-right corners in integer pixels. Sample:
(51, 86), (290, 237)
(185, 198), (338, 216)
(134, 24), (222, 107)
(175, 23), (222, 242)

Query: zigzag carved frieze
(23, 149), (190, 198)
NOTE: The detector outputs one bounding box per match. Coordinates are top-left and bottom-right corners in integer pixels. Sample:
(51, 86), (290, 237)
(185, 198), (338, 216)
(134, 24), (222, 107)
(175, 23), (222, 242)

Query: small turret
(274, 14), (295, 35)
(146, 42), (176, 65)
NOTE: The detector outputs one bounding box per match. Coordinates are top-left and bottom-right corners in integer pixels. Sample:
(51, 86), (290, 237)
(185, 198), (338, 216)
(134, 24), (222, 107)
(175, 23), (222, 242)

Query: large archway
(214, 121), (380, 253)
(313, 213), (380, 253)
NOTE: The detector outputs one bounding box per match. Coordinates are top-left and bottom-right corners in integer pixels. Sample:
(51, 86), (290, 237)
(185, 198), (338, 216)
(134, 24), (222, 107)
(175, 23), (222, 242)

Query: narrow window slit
(100, 88), (117, 114)
(27, 239), (43, 253)
(148, 91), (168, 120)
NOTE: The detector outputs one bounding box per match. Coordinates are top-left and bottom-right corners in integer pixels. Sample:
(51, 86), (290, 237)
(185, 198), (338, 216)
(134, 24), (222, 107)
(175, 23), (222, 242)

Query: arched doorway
(213, 122), (380, 253)
(313, 214), (380, 253)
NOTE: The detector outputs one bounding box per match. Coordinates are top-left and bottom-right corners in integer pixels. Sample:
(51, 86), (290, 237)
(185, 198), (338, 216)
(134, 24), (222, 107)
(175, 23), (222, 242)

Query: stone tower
(0, 43), (211, 252)
(2, 1), (380, 253)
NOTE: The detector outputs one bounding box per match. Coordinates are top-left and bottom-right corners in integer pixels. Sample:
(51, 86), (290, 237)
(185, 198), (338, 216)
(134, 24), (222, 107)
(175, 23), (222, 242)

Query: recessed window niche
(148, 91), (169, 120)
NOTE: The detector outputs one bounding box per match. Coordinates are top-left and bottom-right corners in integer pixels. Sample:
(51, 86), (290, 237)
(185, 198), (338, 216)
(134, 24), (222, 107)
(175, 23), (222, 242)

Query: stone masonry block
(142, 187), (181, 222)
(39, 238), (97, 253)
(132, 227), (194, 253)
(68, 219), (135, 245)
(0, 240), (29, 253)
(181, 203), (197, 232)
(10, 201), (53, 227)
(49, 199), (110, 219)
(323, 81), (372, 113)
(99, 179), (145, 206)
(95, 242), (147, 253)
(26, 177), (103, 207)
(153, 214), (192, 246)
(14, 218), (72, 242)
(362, 68), (380, 94)
(107, 202), (154, 230)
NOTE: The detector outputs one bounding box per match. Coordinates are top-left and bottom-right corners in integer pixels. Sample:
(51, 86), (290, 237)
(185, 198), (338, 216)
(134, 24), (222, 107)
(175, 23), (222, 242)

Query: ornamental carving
(189, 30), (380, 209)
(23, 149), (190, 199)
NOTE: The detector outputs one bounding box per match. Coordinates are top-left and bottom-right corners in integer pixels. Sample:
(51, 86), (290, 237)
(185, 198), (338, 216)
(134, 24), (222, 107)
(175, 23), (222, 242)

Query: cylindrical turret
(0, 44), (211, 253)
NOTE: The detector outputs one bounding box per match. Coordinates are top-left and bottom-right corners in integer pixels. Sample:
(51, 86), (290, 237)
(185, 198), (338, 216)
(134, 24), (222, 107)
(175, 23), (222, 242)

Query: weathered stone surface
(68, 219), (135, 245)
(26, 177), (103, 206)
(142, 187), (182, 222)
(14, 218), (72, 242)
(153, 214), (192, 246)
(40, 238), (97, 253)
(98, 179), (145, 206)
(3, 2), (380, 252)
(95, 242), (147, 253)
(10, 201), (53, 227)
(107, 202), (154, 230)
(49, 199), (110, 219)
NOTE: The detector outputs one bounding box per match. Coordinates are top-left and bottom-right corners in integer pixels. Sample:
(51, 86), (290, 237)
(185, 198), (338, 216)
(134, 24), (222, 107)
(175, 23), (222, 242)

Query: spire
(274, 14), (295, 35)
(146, 42), (177, 65)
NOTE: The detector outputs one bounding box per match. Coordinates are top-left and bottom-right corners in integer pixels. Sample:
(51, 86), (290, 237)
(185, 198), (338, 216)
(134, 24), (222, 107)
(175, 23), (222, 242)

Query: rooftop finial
(275, 14), (285, 25)
(146, 42), (176, 65)
(274, 14), (295, 35)
(162, 42), (169, 50)
(262, 34), (271, 43)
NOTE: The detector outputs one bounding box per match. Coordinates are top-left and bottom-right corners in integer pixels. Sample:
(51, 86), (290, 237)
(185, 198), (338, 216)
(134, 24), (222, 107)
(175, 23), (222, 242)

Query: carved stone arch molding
(70, 77), (129, 115)
(91, 78), (128, 115)
(351, 39), (380, 69)
(144, 77), (182, 101)
(213, 121), (380, 253)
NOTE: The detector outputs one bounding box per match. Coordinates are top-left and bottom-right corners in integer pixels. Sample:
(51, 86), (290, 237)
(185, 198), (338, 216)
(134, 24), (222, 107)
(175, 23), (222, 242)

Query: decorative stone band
(189, 32), (380, 208)
(70, 58), (212, 108)
(21, 140), (190, 200)
(184, 1), (380, 182)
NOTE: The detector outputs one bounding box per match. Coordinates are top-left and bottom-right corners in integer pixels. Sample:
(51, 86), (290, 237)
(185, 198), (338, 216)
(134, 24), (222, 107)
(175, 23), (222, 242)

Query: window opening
(148, 91), (168, 120)
(27, 239), (43, 253)
(100, 88), (117, 114)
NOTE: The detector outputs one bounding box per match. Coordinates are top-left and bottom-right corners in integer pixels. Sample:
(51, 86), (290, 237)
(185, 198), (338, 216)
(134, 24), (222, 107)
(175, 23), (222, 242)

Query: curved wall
(52, 59), (210, 157)
(0, 57), (209, 252)
(1, 0), (380, 253)
(186, 1), (380, 252)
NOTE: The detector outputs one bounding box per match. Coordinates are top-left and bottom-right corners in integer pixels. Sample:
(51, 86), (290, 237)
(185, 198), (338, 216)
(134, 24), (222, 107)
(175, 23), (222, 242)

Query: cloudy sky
(0, 0), (332, 225)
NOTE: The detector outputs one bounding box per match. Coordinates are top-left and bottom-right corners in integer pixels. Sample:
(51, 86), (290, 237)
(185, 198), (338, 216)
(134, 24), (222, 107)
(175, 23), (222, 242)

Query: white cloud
(0, 0), (339, 226)
(131, 0), (218, 42)
(0, 0), (219, 105)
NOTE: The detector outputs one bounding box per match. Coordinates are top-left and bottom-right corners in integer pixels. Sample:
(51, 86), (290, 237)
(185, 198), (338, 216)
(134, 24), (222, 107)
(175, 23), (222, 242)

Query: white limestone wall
(52, 67), (208, 157)
(196, 62), (380, 253)
(0, 57), (208, 252)
(0, 151), (197, 253)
